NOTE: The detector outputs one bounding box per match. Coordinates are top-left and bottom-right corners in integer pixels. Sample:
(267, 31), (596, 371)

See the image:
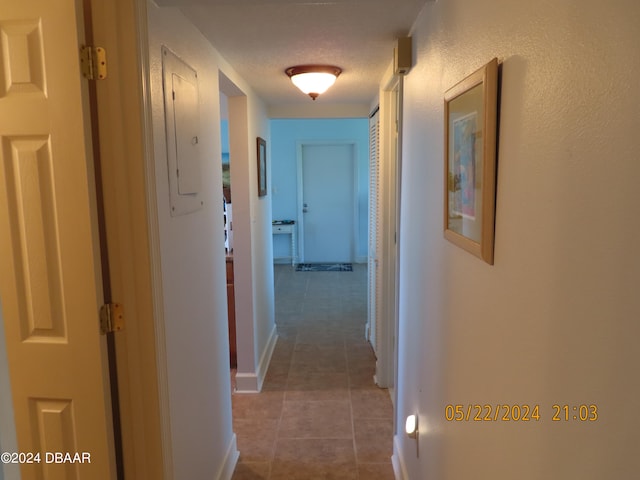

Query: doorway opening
(219, 71), (276, 394)
(218, 72), (244, 381)
(230, 117), (395, 476)
(219, 91), (237, 371)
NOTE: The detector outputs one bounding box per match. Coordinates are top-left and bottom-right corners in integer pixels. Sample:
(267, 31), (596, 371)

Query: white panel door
(301, 144), (355, 263)
(0, 0), (116, 478)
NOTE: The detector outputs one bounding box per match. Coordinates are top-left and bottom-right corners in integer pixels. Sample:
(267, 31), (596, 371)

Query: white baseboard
(216, 433), (239, 480)
(392, 434), (409, 480)
(235, 324), (278, 393)
(273, 258), (293, 265)
(256, 324), (278, 391)
(234, 372), (259, 393)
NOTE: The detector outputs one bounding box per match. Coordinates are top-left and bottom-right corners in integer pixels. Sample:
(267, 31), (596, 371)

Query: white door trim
(134, 1), (175, 476)
(373, 63), (404, 410)
(296, 141), (359, 263)
(90, 0), (169, 477)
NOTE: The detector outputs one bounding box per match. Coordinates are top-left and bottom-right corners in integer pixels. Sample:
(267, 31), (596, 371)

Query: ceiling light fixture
(285, 65), (342, 100)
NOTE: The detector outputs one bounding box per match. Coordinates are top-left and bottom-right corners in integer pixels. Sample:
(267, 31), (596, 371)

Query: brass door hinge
(80, 46), (107, 80)
(100, 303), (124, 334)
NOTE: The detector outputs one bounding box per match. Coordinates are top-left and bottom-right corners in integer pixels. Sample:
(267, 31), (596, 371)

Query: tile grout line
(232, 265), (391, 479)
(346, 330), (361, 480)
(268, 328), (298, 480)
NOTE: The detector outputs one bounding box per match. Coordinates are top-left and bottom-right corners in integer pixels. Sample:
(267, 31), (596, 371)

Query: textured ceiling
(154, 0), (429, 108)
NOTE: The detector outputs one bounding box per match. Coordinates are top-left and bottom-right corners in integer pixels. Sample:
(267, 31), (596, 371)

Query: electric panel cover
(162, 46), (203, 216)
(172, 73), (200, 194)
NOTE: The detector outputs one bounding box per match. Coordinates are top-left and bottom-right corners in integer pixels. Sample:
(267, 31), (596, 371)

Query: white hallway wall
(147, 3), (235, 477)
(147, 1), (273, 477)
(396, 0), (640, 479)
(224, 80), (276, 392)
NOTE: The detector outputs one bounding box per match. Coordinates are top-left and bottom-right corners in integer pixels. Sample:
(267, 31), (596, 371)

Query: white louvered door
(372, 75), (402, 390)
(367, 109), (381, 353)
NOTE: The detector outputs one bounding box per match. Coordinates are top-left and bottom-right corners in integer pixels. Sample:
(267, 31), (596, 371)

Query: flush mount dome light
(285, 65), (342, 100)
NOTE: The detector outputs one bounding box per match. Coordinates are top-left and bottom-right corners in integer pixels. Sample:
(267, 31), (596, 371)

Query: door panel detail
(0, 20), (46, 96)
(2, 136), (66, 341)
(30, 398), (79, 479)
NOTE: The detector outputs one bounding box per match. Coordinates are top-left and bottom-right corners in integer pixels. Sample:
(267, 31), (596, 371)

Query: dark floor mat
(295, 263), (353, 272)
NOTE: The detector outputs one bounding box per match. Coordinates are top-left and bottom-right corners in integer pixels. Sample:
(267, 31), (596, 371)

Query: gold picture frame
(444, 58), (499, 264)
(257, 137), (267, 197)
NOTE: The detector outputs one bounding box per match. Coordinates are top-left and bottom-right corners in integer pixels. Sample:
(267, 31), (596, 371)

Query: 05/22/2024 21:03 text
(444, 404), (598, 423)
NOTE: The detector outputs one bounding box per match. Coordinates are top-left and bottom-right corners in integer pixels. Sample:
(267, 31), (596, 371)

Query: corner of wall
(234, 324), (277, 393)
(391, 434), (409, 480)
(215, 433), (239, 480)
(256, 325), (278, 390)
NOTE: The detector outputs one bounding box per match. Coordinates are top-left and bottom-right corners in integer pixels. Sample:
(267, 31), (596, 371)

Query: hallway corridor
(231, 264), (395, 480)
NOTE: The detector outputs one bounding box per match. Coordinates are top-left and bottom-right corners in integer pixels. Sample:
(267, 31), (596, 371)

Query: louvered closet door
(367, 109), (380, 353)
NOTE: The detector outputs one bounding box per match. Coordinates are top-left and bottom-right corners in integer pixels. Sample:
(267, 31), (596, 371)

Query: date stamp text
(444, 404), (598, 422)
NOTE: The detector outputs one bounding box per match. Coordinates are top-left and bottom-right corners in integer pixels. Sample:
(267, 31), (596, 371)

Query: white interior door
(0, 0), (116, 478)
(300, 144), (355, 263)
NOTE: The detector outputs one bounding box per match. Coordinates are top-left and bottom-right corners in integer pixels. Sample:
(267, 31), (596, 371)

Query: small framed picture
(257, 137), (267, 197)
(444, 58), (499, 264)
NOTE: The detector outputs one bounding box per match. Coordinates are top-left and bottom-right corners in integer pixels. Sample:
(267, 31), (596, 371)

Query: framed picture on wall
(444, 57), (499, 264)
(257, 137), (267, 197)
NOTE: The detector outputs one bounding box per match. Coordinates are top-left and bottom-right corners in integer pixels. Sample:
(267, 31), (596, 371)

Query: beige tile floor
(231, 264), (395, 480)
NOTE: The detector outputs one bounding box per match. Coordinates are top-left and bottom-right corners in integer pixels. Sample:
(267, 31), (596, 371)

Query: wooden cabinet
(226, 256), (236, 368)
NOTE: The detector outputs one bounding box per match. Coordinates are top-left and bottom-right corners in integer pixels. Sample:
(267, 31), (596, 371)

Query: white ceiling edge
(268, 103), (371, 119)
(153, 0), (429, 110)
